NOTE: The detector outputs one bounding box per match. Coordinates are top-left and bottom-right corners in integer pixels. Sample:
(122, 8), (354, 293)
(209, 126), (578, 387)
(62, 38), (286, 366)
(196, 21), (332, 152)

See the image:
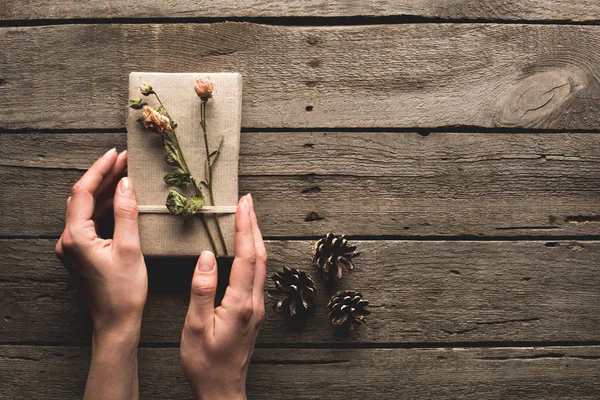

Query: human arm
(180, 194), (266, 400)
(55, 148), (147, 400)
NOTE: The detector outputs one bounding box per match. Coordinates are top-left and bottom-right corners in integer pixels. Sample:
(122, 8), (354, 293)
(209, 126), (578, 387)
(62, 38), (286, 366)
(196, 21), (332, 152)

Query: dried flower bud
(142, 105), (174, 135)
(194, 77), (214, 102)
(139, 82), (154, 96)
(129, 97), (146, 109)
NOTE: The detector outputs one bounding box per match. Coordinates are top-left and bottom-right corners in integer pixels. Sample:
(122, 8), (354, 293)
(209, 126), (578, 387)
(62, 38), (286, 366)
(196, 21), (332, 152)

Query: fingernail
(104, 148), (117, 157)
(118, 150), (128, 158)
(240, 195), (250, 215)
(197, 251), (215, 272)
(119, 177), (134, 196)
(246, 193), (254, 210)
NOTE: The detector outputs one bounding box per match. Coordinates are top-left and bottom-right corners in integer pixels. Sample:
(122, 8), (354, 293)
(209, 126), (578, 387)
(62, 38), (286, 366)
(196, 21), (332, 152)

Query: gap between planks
(3, 235), (600, 242)
(4, 127), (600, 135)
(1, 341), (600, 350)
(1, 16), (600, 29)
(2, 0), (600, 24)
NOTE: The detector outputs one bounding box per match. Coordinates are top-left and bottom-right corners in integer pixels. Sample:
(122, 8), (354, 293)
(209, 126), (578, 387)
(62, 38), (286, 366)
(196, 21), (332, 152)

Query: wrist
(93, 312), (142, 341)
(93, 320), (141, 351)
(189, 381), (245, 400)
(86, 321), (141, 400)
(193, 390), (246, 400)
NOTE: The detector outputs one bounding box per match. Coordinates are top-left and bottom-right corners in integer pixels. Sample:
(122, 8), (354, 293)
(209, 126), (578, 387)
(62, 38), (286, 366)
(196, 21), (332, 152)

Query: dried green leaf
(164, 167), (191, 187)
(166, 189), (187, 215)
(163, 140), (180, 167)
(188, 191), (205, 215)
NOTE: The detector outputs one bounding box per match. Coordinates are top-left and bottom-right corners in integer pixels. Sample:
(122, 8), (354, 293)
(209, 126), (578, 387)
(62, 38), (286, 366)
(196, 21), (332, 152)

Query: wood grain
(2, 239), (598, 344)
(1, 132), (599, 237)
(2, 23), (600, 130)
(1, 0), (599, 21)
(1, 345), (599, 399)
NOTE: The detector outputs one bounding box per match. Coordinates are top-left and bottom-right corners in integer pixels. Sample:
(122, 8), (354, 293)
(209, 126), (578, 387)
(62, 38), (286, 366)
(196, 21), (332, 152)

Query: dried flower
(129, 82), (225, 256)
(129, 97), (147, 109)
(142, 105), (174, 135)
(196, 77), (227, 255)
(139, 82), (154, 96)
(194, 77), (214, 102)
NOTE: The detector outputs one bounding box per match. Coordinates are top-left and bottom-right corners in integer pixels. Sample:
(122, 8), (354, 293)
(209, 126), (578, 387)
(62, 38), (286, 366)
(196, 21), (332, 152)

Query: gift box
(126, 72), (242, 257)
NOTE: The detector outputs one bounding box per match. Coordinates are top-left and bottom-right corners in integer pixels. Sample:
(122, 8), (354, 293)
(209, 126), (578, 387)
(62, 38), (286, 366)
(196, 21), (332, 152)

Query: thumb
(187, 251), (218, 335)
(113, 177), (141, 253)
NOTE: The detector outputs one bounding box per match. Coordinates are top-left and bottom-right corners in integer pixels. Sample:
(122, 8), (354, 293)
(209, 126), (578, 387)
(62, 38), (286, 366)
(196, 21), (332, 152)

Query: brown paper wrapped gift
(126, 72), (242, 257)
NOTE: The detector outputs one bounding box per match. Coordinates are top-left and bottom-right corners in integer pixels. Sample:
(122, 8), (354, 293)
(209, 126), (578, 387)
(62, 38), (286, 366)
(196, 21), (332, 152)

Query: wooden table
(1, 2), (600, 398)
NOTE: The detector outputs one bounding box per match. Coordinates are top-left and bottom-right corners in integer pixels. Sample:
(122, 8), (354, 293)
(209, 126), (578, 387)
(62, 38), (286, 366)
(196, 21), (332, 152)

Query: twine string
(138, 205), (237, 214)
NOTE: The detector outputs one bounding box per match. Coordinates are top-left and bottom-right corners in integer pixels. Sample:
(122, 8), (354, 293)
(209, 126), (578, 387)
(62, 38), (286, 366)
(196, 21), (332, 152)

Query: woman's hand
(181, 194), (267, 400)
(55, 148), (147, 400)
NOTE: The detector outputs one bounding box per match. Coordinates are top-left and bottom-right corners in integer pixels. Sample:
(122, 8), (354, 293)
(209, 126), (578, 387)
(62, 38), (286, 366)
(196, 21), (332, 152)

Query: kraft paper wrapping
(126, 72), (242, 257)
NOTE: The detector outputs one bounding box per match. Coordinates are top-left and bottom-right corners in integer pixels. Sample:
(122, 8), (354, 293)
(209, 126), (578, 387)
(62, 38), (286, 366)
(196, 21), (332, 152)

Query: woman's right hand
(180, 194), (266, 400)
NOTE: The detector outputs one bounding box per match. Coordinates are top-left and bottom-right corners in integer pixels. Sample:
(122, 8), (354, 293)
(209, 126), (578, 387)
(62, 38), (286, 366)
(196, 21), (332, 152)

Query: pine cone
(312, 233), (359, 282)
(268, 267), (317, 317)
(327, 290), (370, 331)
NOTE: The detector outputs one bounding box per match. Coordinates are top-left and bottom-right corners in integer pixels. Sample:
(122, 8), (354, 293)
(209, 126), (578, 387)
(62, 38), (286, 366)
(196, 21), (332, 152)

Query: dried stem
(200, 100), (229, 256)
(153, 92), (171, 120)
(165, 132), (201, 193)
(200, 214), (218, 255)
(154, 92), (220, 256)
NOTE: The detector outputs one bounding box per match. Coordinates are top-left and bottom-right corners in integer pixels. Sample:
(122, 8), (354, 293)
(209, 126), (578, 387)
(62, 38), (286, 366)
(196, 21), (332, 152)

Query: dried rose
(194, 77), (214, 102)
(142, 105), (173, 135)
(139, 82), (154, 96)
(129, 97), (146, 109)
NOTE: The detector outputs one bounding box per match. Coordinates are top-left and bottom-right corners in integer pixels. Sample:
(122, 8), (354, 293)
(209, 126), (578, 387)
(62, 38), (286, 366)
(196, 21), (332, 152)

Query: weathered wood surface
(2, 239), (598, 344)
(1, 132), (599, 237)
(2, 0), (600, 21)
(1, 345), (599, 399)
(2, 23), (600, 130)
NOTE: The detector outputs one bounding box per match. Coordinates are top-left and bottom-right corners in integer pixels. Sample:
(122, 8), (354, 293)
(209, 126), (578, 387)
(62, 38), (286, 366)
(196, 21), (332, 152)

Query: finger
(112, 177), (141, 255)
(55, 234), (77, 271)
(247, 194), (267, 309)
(97, 150), (128, 200)
(66, 148), (118, 225)
(56, 196), (72, 261)
(54, 237), (64, 261)
(228, 195), (256, 296)
(186, 251), (218, 335)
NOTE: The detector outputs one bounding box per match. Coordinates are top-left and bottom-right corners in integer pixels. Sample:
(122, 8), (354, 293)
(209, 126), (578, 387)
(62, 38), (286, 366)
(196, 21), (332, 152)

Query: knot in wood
(495, 68), (588, 127)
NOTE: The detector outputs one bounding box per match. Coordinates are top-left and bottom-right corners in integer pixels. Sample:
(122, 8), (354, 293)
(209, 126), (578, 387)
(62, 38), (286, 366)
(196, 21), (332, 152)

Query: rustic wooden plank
(1, 132), (599, 237)
(1, 239), (599, 344)
(1, 0), (599, 21)
(2, 23), (600, 130)
(1, 345), (599, 399)
(4, 131), (600, 176)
